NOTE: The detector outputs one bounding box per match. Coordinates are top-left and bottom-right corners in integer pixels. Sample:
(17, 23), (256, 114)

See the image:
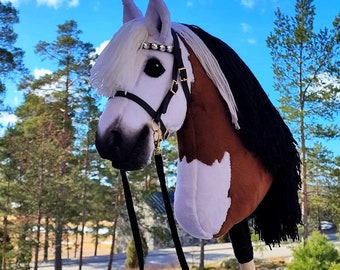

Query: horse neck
(177, 46), (240, 165)
(175, 46), (272, 236)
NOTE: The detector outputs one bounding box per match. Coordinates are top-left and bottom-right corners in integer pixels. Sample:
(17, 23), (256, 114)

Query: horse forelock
(90, 19), (149, 97)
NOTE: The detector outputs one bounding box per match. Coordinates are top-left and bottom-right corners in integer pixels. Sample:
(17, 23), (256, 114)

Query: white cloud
(88, 40), (109, 69)
(36, 0), (79, 9)
(90, 40), (109, 67)
(36, 0), (59, 9)
(32, 68), (65, 101)
(0, 112), (18, 127)
(0, 112), (18, 137)
(241, 22), (251, 33)
(247, 38), (256, 44)
(96, 40), (109, 55)
(34, 68), (52, 79)
(241, 0), (254, 9)
(13, 96), (19, 106)
(309, 73), (340, 100)
(68, 0), (78, 7)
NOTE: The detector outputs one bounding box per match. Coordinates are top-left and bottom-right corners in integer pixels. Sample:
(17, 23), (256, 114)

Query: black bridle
(117, 29), (190, 270)
(115, 29), (191, 141)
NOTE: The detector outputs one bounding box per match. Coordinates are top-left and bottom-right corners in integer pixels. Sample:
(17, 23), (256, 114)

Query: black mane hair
(185, 24), (302, 245)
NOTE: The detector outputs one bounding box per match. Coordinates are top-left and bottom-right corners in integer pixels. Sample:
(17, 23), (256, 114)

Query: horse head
(92, 0), (193, 171)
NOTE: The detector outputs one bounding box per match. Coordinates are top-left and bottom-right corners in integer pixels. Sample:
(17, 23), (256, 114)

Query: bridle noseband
(114, 29), (191, 148)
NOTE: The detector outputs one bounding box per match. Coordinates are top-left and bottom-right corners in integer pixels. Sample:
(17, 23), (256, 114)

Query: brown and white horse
(91, 1), (301, 269)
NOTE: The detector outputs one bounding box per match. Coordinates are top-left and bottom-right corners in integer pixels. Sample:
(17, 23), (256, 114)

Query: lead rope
(119, 162), (189, 270)
(154, 153), (189, 270)
(119, 129), (189, 270)
(120, 169), (145, 270)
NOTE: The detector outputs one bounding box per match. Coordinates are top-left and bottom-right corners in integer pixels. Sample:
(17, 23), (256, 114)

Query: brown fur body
(177, 46), (272, 236)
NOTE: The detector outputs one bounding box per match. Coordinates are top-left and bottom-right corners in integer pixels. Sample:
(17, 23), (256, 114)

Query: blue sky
(2, 0), (339, 107)
(1, 0), (340, 152)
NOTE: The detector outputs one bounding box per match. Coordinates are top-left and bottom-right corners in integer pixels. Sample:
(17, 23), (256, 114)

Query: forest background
(0, 0), (339, 269)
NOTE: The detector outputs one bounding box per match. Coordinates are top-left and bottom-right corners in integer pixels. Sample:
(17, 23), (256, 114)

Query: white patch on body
(174, 152), (231, 239)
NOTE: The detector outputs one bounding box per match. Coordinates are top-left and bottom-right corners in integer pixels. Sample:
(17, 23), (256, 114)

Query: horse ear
(145, 0), (172, 44)
(123, 0), (142, 23)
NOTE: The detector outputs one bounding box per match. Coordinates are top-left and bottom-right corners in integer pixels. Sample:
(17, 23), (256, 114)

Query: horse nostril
(111, 130), (123, 147)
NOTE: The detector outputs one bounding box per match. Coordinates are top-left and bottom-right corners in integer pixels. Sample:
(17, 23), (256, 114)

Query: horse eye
(144, 58), (165, 78)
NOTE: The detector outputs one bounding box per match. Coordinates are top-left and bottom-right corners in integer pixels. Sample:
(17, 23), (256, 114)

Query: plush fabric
(123, 0), (142, 23)
(172, 23), (239, 129)
(175, 44), (272, 238)
(92, 0), (301, 248)
(184, 25), (302, 244)
(175, 153), (232, 239)
(229, 219), (254, 264)
(145, 0), (172, 44)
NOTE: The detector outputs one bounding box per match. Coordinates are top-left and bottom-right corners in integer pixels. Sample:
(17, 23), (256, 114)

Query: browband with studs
(142, 42), (174, 53)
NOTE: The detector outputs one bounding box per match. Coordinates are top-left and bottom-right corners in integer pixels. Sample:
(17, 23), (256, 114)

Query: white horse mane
(172, 23), (239, 129)
(90, 21), (239, 129)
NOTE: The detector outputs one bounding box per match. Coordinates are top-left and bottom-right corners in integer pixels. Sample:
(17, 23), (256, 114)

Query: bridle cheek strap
(159, 29), (191, 114)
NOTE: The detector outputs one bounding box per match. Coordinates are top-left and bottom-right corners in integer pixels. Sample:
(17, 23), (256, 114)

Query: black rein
(119, 153), (189, 269)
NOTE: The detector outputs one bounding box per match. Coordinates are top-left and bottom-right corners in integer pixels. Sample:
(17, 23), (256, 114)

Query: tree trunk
(107, 181), (123, 270)
(79, 137), (89, 269)
(54, 216), (63, 270)
(299, 47), (309, 244)
(300, 122), (309, 242)
(79, 215), (86, 270)
(107, 217), (118, 270)
(43, 217), (49, 261)
(66, 231), (70, 259)
(199, 239), (205, 270)
(74, 227), (79, 258)
(94, 221), (99, 257)
(33, 207), (42, 270)
(2, 216), (8, 270)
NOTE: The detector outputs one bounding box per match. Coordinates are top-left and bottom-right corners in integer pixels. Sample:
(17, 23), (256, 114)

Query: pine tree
(267, 0), (340, 241)
(19, 19), (96, 270)
(0, 2), (25, 103)
(326, 156), (340, 226)
(288, 231), (340, 270)
(124, 236), (148, 269)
